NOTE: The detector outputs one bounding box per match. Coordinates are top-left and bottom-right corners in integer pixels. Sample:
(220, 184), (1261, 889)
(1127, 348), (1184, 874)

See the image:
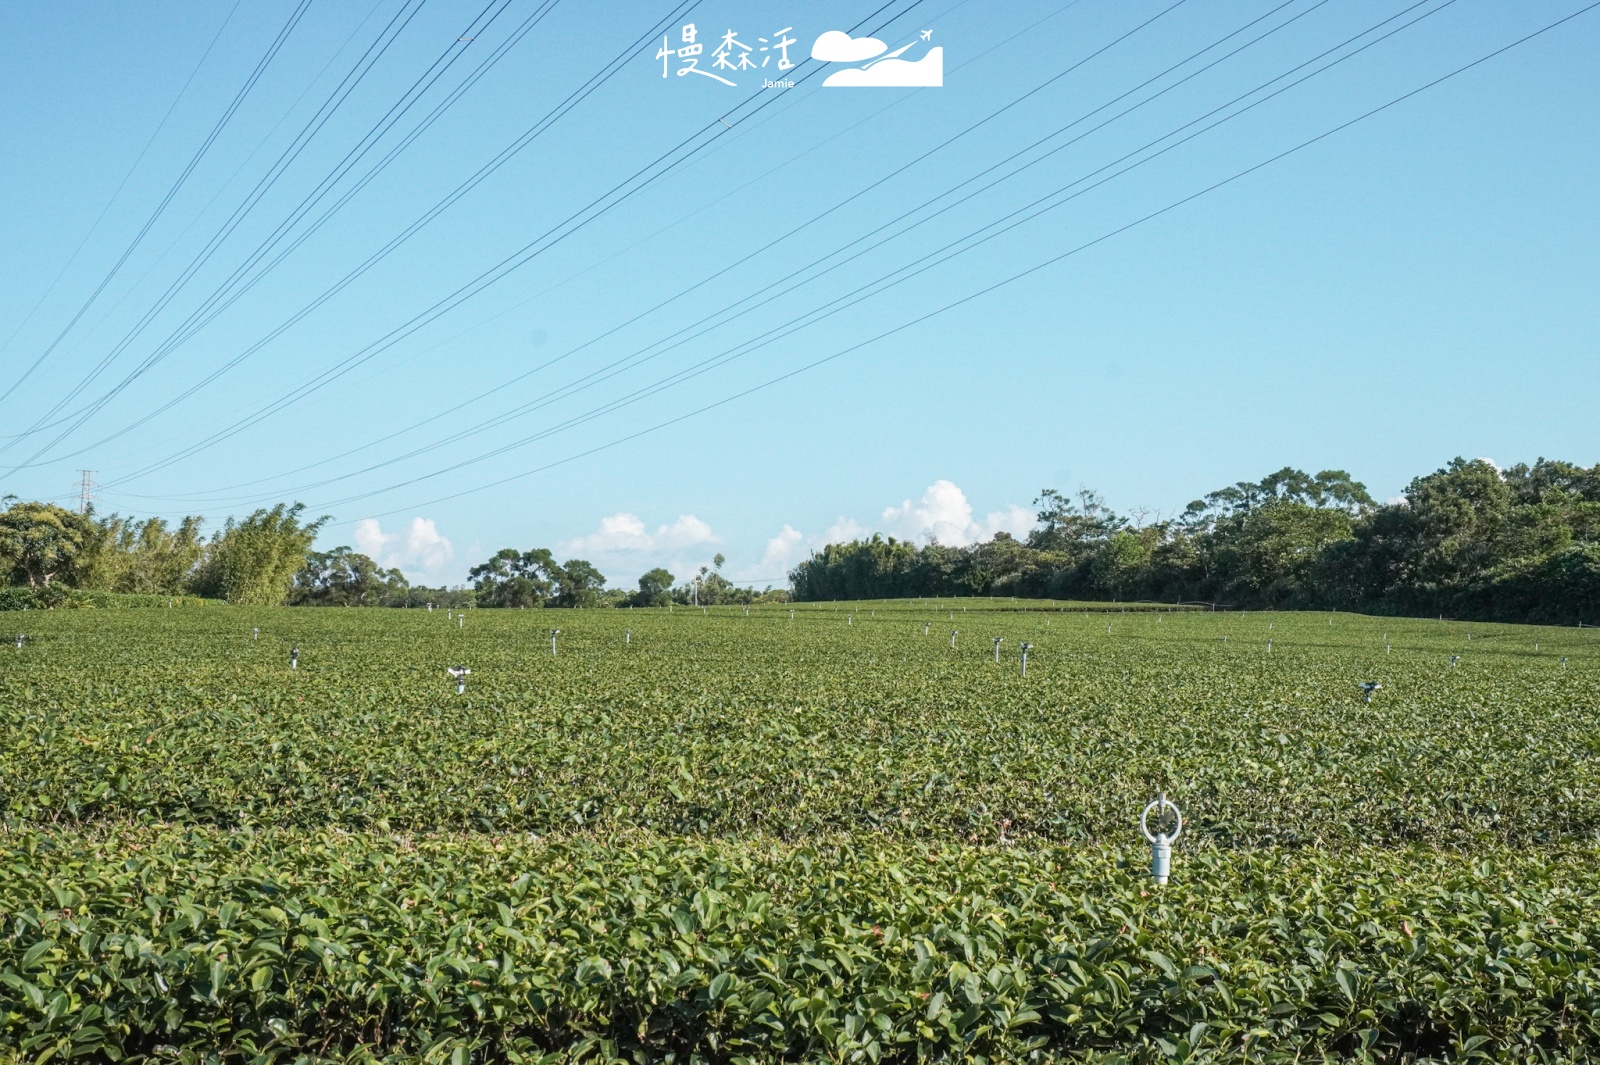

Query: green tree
(190, 504), (327, 605)
(629, 567), (675, 607)
(470, 547), (559, 607)
(553, 558), (606, 607)
(291, 547), (408, 606)
(0, 501), (95, 587)
(85, 515), (207, 594)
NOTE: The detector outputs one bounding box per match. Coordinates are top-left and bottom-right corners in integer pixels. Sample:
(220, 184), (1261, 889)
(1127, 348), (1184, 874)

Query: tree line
(789, 458), (1600, 624)
(6, 456), (1594, 621)
(0, 498), (780, 609)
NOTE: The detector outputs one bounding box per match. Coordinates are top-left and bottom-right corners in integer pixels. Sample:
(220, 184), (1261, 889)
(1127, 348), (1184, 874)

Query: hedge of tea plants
(2, 603), (1597, 1060)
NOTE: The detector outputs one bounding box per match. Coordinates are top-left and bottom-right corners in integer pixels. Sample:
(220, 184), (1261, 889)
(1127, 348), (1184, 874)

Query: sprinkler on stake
(1450, 655), (1460, 667)
(1141, 795), (1182, 886)
(1359, 681), (1382, 703)
(992, 637), (1003, 663)
(14, 634), (23, 649)
(625, 628), (631, 645)
(950, 629), (958, 649)
(290, 647), (299, 670)
(252, 627), (259, 641)
(1020, 642), (1032, 676)
(550, 629), (560, 655)
(447, 666), (471, 695)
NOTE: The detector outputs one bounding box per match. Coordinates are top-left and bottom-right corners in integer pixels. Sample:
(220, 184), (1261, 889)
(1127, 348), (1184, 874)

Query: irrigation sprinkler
(14, 634), (23, 649)
(1020, 642), (1032, 676)
(458, 615), (464, 629)
(447, 666), (471, 695)
(290, 647), (299, 670)
(428, 603), (434, 612)
(252, 627), (259, 641)
(848, 615), (853, 626)
(1359, 681), (1382, 703)
(1385, 643), (1391, 655)
(1561, 657), (1568, 668)
(992, 637), (1003, 663)
(789, 609), (795, 619)
(950, 629), (958, 649)
(550, 629), (560, 655)
(1267, 640), (1272, 653)
(625, 628), (631, 645)
(1450, 655), (1460, 667)
(1141, 795), (1183, 886)
(1107, 623), (1112, 635)
(923, 622), (930, 636)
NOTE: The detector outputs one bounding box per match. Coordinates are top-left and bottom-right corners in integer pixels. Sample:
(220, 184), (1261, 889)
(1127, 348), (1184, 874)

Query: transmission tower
(76, 470), (96, 515)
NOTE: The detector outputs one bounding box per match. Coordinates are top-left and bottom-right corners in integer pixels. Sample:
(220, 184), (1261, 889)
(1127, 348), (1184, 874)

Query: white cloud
(810, 29), (887, 62)
(759, 524), (804, 572)
(564, 512), (717, 555)
(822, 515), (866, 544)
(879, 479), (1034, 547)
(353, 516), (454, 581)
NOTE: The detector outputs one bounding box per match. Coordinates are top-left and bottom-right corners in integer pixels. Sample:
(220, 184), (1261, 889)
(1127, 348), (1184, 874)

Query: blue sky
(1, 0), (1596, 589)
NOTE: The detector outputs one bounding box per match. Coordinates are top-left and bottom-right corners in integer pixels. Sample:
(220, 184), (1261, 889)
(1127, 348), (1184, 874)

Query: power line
(0, 0), (311, 412)
(17, 0), (553, 463)
(334, 0), (1600, 523)
(83, 0), (934, 486)
(0, 0), (246, 384)
(175, 0), (1450, 508)
(37, 0), (682, 465)
(1, 0), (439, 466)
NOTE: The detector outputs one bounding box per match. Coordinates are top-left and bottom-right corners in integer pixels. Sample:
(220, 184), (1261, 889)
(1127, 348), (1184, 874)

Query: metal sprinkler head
(1140, 795), (1183, 886)
(1359, 681), (1382, 703)
(550, 628), (560, 655)
(252, 627), (259, 641)
(290, 647), (299, 670)
(15, 634), (23, 649)
(1450, 655), (1460, 667)
(1020, 641), (1032, 676)
(992, 636), (1003, 662)
(950, 629), (958, 648)
(447, 666), (471, 694)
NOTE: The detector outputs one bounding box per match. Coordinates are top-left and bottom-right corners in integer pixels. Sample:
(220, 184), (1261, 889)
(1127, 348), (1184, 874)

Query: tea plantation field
(3, 602), (1598, 1062)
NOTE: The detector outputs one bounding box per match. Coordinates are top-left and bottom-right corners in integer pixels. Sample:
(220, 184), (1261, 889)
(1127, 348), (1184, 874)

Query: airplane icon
(920, 29), (932, 41)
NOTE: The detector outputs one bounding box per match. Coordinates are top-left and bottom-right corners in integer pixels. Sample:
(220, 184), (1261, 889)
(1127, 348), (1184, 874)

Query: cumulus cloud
(759, 524), (804, 572)
(353, 517), (454, 580)
(880, 479), (1033, 546)
(564, 512), (716, 555)
(810, 29), (887, 62)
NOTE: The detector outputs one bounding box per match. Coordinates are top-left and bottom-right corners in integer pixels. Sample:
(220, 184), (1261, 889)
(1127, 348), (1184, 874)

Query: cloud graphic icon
(823, 46), (943, 87)
(811, 30), (887, 63)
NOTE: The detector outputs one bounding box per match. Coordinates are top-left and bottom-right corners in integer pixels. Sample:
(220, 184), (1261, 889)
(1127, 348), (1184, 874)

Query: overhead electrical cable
(157, 0), (1398, 504)
(34, 0), (684, 464)
(78, 0), (950, 484)
(151, 0), (1464, 508)
(334, 0), (1600, 522)
(2, 0), (442, 466)
(106, 0), (1098, 504)
(0, 0), (246, 386)
(92, 0), (1178, 489)
(0, 0), (311, 411)
(14, 0), (553, 464)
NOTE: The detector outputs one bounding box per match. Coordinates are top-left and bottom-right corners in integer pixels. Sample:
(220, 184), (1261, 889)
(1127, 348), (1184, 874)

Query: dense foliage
(791, 459), (1600, 625)
(3, 603), (1598, 1059)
